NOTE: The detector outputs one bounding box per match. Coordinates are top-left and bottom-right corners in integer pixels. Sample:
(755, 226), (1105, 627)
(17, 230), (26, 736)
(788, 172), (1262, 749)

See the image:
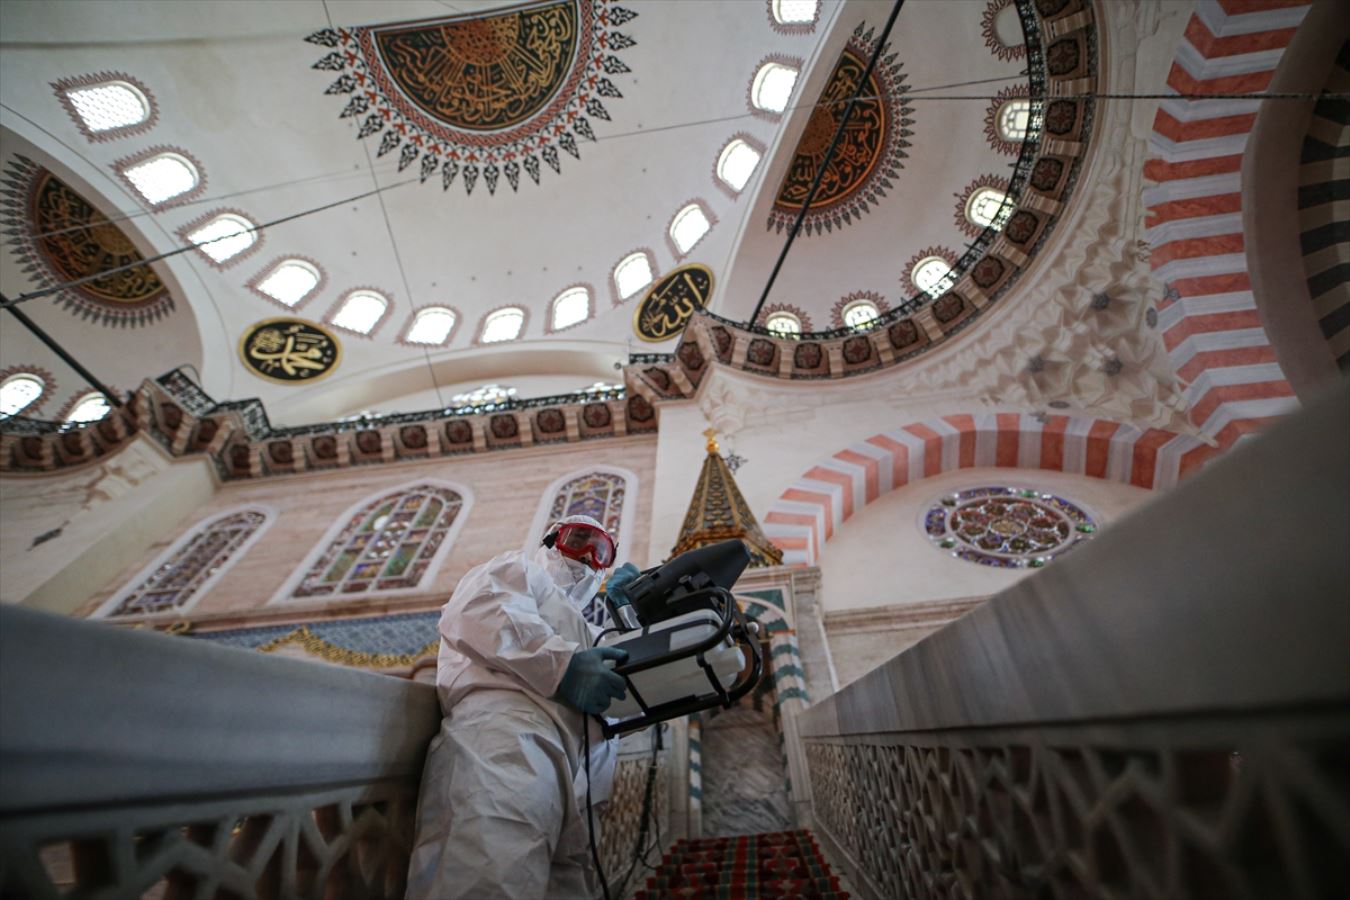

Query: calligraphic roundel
(375, 4), (578, 132)
(0, 155), (175, 328)
(633, 264), (714, 343)
(307, 0), (639, 197)
(239, 318), (342, 384)
(769, 23), (914, 236)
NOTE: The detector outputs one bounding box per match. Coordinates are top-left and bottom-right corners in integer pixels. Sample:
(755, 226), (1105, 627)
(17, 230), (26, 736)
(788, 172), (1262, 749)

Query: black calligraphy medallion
(633, 264), (714, 343)
(239, 319), (342, 384)
(768, 23), (913, 236)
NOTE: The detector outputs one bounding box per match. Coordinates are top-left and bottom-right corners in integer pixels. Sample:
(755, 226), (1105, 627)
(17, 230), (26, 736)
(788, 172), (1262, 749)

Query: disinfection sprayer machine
(595, 540), (763, 738)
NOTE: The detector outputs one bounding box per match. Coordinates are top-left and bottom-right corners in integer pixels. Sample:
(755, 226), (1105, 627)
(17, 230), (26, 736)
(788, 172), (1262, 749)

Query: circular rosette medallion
(633, 264), (714, 343)
(239, 319), (342, 384)
(922, 486), (1097, 568)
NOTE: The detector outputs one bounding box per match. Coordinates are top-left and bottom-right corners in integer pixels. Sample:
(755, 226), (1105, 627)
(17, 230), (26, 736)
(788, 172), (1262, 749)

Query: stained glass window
(547, 472), (627, 537)
(107, 510), (267, 617)
(292, 485), (464, 598)
(923, 486), (1097, 569)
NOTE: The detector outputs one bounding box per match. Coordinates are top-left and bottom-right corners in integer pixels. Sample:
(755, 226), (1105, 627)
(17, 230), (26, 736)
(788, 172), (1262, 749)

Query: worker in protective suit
(407, 513), (642, 899)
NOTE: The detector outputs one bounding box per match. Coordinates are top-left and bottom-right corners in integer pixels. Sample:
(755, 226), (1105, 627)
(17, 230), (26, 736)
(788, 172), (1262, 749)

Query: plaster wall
(816, 466), (1156, 611)
(827, 621), (952, 690)
(0, 435), (216, 614)
(74, 434), (657, 625)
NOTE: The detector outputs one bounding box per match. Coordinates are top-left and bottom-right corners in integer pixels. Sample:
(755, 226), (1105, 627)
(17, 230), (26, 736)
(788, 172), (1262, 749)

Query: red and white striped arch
(1143, 0), (1309, 449)
(763, 413), (1211, 567)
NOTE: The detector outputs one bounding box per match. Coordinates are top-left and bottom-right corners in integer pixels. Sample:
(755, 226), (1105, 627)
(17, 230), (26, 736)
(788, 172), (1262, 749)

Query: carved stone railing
(0, 606), (673, 898)
(0, 605), (441, 898)
(793, 382), (1350, 898)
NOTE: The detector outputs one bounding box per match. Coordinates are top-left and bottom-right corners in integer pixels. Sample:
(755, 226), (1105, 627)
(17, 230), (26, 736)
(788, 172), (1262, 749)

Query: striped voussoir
(763, 412), (1212, 568)
(1299, 38), (1350, 372)
(636, 829), (848, 900)
(1144, 0), (1309, 448)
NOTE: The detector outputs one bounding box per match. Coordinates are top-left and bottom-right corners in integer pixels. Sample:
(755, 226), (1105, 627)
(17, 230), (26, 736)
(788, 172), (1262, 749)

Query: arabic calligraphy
(775, 48), (886, 212)
(32, 171), (167, 306)
(633, 264), (714, 343)
(240, 319), (341, 383)
(374, 1), (577, 132)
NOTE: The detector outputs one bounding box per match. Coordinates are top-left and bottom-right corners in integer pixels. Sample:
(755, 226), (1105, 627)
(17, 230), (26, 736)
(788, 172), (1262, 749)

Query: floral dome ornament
(306, 0), (638, 197)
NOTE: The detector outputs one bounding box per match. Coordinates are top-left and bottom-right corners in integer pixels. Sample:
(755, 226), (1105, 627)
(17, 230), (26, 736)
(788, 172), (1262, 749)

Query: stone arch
(763, 411), (1206, 566)
(1141, 2), (1313, 446)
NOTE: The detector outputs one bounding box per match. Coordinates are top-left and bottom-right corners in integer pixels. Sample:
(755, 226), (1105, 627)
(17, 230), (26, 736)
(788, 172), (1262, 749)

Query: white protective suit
(407, 514), (619, 900)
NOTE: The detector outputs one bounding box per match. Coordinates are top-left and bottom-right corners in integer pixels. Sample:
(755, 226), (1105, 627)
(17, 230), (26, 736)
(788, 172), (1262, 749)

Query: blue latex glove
(605, 562), (641, 607)
(555, 646), (629, 715)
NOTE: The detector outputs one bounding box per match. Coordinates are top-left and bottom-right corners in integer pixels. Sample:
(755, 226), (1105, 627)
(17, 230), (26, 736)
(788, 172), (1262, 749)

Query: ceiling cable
(0, 177), (416, 312)
(750, 0), (907, 328)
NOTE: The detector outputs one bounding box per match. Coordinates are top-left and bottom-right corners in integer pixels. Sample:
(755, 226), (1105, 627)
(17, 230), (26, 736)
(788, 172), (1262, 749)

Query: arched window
(716, 139), (762, 192)
(614, 251), (654, 300)
(64, 392), (111, 424)
(912, 256), (954, 299)
(186, 213), (257, 265)
(58, 78), (152, 135)
(405, 306), (457, 345)
(0, 373), (45, 417)
(286, 484), (468, 600)
(842, 299), (880, 330)
(765, 312), (802, 337)
(551, 287), (591, 331)
(751, 61), (799, 114)
(967, 187), (1012, 230)
(119, 150), (200, 206)
(253, 258), (322, 308)
(97, 509), (270, 618)
(527, 467), (638, 564)
(331, 289), (389, 335)
(772, 0), (819, 25)
(480, 307), (525, 343)
(997, 100), (1031, 141)
(670, 202), (712, 255)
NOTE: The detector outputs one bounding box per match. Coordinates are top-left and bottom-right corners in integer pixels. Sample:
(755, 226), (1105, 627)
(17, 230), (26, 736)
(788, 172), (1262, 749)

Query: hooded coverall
(406, 514), (619, 899)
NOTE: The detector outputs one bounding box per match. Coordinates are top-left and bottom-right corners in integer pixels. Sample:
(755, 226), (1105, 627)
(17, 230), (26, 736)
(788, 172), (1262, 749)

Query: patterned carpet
(634, 830), (848, 899)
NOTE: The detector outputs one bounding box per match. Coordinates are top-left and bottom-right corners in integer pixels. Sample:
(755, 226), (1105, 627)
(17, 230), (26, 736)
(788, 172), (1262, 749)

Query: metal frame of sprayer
(595, 541), (764, 739)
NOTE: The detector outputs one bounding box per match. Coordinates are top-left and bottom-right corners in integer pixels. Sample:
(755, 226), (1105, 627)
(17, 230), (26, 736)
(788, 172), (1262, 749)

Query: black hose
(584, 716), (613, 900)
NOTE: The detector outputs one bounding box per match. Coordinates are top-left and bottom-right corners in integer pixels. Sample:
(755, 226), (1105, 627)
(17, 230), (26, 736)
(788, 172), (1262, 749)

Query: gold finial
(702, 427), (720, 454)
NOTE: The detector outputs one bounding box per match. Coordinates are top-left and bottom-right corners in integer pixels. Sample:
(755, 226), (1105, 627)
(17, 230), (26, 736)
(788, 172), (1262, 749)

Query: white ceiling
(0, 0), (1028, 425)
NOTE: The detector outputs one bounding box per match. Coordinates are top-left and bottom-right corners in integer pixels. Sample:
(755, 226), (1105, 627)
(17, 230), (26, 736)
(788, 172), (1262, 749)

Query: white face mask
(536, 544), (603, 608)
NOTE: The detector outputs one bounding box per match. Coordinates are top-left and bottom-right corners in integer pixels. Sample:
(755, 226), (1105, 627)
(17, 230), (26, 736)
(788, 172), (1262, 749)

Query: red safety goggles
(549, 522), (617, 570)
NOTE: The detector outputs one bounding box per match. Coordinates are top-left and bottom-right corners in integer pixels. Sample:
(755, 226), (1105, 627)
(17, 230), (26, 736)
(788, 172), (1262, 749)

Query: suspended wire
(0, 177), (416, 311)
